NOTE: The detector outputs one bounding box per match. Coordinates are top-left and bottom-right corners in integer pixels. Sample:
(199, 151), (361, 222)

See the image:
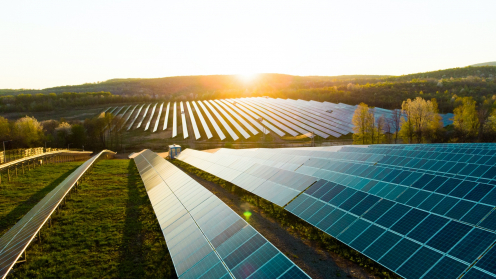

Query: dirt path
(176, 165), (376, 279)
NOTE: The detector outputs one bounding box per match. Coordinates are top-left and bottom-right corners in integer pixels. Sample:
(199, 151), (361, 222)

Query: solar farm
(103, 98), (453, 143)
(2, 97), (496, 279)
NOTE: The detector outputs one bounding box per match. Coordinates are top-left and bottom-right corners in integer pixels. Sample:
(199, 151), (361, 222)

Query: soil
(175, 165), (377, 279)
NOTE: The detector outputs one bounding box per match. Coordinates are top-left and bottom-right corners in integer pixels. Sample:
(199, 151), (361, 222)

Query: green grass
(7, 159), (176, 279)
(0, 161), (84, 236)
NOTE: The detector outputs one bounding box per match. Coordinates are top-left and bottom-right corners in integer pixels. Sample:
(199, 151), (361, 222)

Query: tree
(390, 109), (402, 143)
(399, 97), (442, 143)
(13, 116), (43, 147)
(71, 124), (87, 149)
(0, 116), (11, 142)
(55, 122), (72, 147)
(453, 97), (479, 141)
(477, 99), (495, 141)
(352, 103), (374, 144)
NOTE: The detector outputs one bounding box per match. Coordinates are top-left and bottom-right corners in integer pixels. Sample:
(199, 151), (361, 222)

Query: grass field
(0, 161), (84, 236)
(5, 159), (176, 278)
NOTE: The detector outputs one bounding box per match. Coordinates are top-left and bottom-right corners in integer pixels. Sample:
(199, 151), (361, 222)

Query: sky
(1, 0), (495, 89)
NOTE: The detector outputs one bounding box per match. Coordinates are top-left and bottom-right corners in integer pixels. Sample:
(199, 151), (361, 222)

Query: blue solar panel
(177, 144), (496, 279)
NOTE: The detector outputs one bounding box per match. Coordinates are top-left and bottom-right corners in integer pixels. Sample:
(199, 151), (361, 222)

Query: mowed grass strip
(0, 161), (84, 236)
(7, 159), (176, 279)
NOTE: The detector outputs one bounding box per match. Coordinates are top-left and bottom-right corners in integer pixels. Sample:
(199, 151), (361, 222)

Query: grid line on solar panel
(197, 101), (226, 140)
(177, 145), (496, 279)
(0, 150), (115, 279)
(134, 149), (309, 279)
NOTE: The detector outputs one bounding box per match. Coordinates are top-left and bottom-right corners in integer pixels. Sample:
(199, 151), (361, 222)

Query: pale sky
(1, 0), (495, 89)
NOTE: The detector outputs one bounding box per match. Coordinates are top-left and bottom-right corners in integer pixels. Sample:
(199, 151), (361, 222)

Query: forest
(1, 66), (495, 114)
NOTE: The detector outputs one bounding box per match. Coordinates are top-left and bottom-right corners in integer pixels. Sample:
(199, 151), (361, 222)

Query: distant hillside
(1, 66), (496, 115)
(471, 62), (496, 67)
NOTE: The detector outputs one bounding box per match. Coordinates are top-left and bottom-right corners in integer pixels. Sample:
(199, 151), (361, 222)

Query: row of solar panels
(177, 144), (496, 279)
(133, 150), (309, 279)
(0, 150), (115, 279)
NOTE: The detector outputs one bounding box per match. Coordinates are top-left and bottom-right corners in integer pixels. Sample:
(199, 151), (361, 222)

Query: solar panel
(197, 101), (226, 140)
(246, 98), (333, 138)
(202, 101), (239, 141)
(163, 102), (170, 130)
(137, 104), (151, 129)
(153, 103), (164, 133)
(185, 101), (201, 140)
(112, 106), (125, 116)
(214, 100), (261, 135)
(133, 149), (310, 279)
(117, 105), (131, 118)
(237, 98), (311, 137)
(108, 106), (118, 114)
(191, 101), (213, 139)
(172, 102), (178, 138)
(127, 104), (144, 130)
(228, 99), (297, 137)
(178, 144), (496, 279)
(219, 99), (284, 137)
(144, 103), (158, 131)
(180, 102), (189, 139)
(208, 100), (251, 139)
(0, 150), (116, 279)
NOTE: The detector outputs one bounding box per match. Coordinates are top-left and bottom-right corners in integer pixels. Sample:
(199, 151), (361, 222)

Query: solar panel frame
(172, 102), (178, 138)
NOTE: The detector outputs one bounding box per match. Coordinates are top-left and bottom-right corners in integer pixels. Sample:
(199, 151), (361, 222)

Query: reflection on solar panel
(128, 104), (144, 130)
(220, 99), (284, 137)
(198, 101), (226, 140)
(214, 100), (259, 136)
(192, 101), (213, 139)
(186, 101), (201, 140)
(118, 105), (132, 119)
(244, 98), (332, 138)
(228, 99), (297, 137)
(178, 144), (496, 279)
(203, 101), (239, 141)
(163, 102), (171, 130)
(144, 103), (158, 131)
(113, 106), (125, 116)
(133, 149), (310, 279)
(0, 150), (115, 279)
(172, 102), (178, 138)
(153, 103), (164, 133)
(137, 104), (151, 129)
(208, 100), (250, 139)
(180, 102), (189, 139)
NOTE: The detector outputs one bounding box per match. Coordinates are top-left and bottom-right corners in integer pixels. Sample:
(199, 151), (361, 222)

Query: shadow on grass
(0, 165), (80, 235)
(117, 160), (148, 278)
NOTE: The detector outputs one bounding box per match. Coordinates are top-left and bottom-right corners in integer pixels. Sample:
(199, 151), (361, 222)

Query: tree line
(0, 112), (127, 152)
(352, 96), (496, 144)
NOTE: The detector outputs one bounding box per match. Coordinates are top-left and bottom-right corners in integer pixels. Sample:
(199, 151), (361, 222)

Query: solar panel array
(105, 97), (454, 141)
(133, 149), (310, 279)
(177, 143), (496, 279)
(0, 150), (115, 279)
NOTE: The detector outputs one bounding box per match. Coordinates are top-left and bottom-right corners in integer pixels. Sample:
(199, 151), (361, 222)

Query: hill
(471, 61), (496, 67)
(1, 66), (495, 115)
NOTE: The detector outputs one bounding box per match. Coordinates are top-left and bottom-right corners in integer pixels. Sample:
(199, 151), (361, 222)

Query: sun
(237, 72), (259, 83)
